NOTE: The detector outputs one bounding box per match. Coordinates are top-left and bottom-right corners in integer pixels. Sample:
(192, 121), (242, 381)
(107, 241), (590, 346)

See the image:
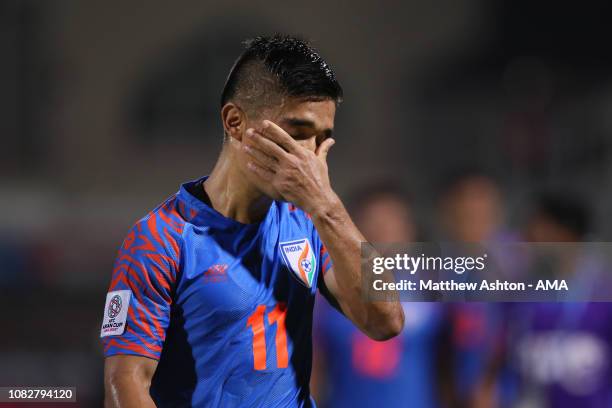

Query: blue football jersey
(314, 300), (445, 408)
(100, 176), (333, 407)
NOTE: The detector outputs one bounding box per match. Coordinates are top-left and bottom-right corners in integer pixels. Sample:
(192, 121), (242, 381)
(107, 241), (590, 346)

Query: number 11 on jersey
(246, 303), (288, 370)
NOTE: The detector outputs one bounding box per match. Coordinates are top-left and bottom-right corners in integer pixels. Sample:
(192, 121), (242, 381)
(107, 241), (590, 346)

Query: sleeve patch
(100, 290), (132, 337)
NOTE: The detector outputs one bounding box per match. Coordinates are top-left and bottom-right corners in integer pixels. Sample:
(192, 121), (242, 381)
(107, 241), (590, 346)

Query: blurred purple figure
(508, 193), (612, 408)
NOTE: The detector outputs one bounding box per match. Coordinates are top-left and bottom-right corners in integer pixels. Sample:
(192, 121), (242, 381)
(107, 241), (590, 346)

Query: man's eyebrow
(281, 117), (333, 137)
(281, 117), (315, 128)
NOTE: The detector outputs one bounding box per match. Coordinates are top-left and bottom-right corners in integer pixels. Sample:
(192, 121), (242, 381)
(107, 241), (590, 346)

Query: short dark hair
(347, 181), (411, 216)
(220, 35), (343, 112)
(534, 192), (591, 238)
(436, 166), (499, 199)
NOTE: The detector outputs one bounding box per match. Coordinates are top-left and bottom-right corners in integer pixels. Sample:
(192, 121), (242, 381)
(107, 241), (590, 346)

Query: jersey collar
(177, 176), (275, 230)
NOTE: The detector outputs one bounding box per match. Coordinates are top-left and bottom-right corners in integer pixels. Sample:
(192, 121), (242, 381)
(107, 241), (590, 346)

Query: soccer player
(312, 183), (448, 408)
(436, 170), (510, 408)
(100, 35), (404, 407)
(508, 193), (612, 407)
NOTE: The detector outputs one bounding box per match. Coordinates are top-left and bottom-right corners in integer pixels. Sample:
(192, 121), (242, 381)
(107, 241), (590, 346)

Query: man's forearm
(311, 195), (404, 340)
(105, 369), (156, 408)
(105, 378), (156, 408)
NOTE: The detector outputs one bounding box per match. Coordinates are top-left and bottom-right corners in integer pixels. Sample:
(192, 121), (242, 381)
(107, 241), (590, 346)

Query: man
(436, 170), (510, 408)
(312, 183), (448, 408)
(101, 35), (404, 407)
(508, 193), (612, 408)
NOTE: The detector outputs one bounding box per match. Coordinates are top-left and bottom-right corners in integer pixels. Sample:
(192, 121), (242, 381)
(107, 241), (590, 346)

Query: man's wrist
(308, 191), (344, 224)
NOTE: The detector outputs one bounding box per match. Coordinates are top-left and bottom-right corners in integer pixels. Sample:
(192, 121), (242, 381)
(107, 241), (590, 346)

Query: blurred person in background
(312, 182), (451, 408)
(506, 193), (612, 408)
(436, 169), (511, 408)
(437, 170), (506, 244)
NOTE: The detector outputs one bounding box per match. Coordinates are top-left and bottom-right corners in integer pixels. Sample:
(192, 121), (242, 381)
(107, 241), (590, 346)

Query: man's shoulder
(124, 194), (187, 260)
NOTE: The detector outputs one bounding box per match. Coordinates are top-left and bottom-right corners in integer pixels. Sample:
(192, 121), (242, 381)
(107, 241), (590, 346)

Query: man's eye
(290, 133), (310, 141)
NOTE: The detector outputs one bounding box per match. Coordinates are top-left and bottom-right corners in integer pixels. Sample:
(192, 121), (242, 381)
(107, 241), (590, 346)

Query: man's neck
(203, 147), (272, 224)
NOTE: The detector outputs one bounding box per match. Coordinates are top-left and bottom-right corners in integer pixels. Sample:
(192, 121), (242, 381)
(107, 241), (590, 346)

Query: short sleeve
(101, 209), (182, 360)
(309, 225), (333, 279)
(319, 244), (333, 276)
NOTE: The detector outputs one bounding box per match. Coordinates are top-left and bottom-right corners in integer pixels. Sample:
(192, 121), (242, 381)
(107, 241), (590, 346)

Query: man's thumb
(316, 138), (335, 161)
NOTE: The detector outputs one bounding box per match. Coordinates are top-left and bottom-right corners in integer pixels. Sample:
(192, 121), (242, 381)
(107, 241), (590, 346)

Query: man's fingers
(242, 143), (278, 171)
(316, 138), (335, 161)
(247, 160), (274, 181)
(246, 129), (289, 160)
(261, 120), (300, 154)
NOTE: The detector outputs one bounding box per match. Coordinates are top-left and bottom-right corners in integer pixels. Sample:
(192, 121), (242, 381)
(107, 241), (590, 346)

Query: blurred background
(1, 0), (612, 406)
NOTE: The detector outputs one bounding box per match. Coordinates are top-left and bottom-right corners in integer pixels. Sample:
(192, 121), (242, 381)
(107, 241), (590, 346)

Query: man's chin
(260, 189), (284, 202)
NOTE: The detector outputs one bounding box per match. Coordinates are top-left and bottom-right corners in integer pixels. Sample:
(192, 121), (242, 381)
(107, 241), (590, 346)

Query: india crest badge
(279, 238), (317, 288)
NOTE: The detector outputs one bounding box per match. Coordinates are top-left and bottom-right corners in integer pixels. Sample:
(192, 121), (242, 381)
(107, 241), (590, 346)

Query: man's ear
(221, 103), (246, 141)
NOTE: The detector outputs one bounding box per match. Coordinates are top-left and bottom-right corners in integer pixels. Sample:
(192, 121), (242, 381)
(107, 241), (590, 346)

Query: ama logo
(279, 238), (317, 288)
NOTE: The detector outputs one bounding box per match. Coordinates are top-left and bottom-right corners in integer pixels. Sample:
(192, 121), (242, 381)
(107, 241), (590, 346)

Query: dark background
(1, 0), (612, 405)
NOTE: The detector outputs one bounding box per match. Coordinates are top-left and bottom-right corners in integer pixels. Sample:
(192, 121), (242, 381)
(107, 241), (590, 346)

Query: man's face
(238, 98), (336, 197)
(440, 177), (502, 242)
(356, 196), (416, 243)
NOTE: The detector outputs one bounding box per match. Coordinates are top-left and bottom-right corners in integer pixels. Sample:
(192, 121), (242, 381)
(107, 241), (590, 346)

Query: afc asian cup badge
(279, 238), (317, 287)
(108, 294), (122, 318)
